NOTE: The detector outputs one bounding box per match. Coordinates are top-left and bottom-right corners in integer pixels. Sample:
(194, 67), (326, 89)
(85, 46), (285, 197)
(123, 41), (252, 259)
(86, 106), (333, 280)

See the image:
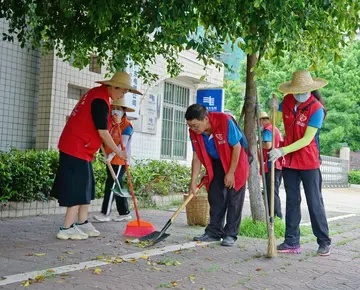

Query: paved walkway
(0, 187), (360, 289)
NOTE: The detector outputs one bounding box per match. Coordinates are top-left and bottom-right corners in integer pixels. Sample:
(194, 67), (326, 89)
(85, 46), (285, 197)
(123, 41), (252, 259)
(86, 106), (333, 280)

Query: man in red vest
(185, 104), (249, 247)
(268, 70), (331, 256)
(51, 72), (142, 240)
(259, 111), (283, 219)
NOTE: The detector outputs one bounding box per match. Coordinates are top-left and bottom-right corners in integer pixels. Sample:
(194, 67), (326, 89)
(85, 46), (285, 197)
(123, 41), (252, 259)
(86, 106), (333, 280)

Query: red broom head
(123, 220), (156, 237)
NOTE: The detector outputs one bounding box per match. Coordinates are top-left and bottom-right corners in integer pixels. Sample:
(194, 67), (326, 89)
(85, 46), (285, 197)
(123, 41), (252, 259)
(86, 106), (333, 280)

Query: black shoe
(317, 244), (331, 256)
(221, 236), (235, 247)
(193, 233), (220, 242)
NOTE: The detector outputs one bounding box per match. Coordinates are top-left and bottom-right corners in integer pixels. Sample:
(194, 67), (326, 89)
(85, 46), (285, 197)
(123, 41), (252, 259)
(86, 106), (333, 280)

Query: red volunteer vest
(58, 85), (111, 161)
(261, 123), (283, 173)
(189, 112), (249, 191)
(282, 94), (325, 170)
(105, 117), (132, 165)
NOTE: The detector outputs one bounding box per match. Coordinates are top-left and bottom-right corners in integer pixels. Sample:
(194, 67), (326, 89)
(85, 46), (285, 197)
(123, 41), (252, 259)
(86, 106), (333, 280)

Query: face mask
(294, 92), (311, 103)
(112, 110), (124, 123)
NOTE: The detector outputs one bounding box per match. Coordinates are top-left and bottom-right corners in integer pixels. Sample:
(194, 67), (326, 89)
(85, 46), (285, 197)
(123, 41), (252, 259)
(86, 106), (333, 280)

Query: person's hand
(117, 150), (128, 160)
(268, 94), (279, 109)
(224, 172), (235, 189)
(268, 148), (285, 162)
(189, 182), (198, 197)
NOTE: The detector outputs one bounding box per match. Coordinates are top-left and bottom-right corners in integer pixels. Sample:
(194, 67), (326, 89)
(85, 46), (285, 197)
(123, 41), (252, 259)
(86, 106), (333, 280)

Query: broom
(267, 94), (277, 258)
(112, 129), (156, 237)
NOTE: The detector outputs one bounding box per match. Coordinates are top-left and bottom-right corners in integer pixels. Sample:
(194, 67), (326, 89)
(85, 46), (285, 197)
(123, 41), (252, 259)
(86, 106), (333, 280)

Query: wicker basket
(184, 194), (210, 226)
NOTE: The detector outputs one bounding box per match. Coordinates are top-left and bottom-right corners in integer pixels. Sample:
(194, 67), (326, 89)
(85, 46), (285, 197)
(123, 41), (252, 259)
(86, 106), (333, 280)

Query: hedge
(349, 170), (360, 185)
(0, 149), (192, 204)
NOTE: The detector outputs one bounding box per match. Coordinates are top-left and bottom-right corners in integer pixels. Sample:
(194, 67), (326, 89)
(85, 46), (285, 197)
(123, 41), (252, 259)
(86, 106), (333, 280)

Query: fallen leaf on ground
(34, 253), (46, 257)
(57, 256), (66, 261)
(93, 268), (102, 275)
(25, 253), (33, 257)
(1, 277), (7, 280)
(22, 280), (30, 287)
(255, 268), (263, 271)
(153, 267), (162, 271)
(96, 255), (104, 260)
(60, 273), (69, 277)
(34, 276), (45, 282)
(172, 281), (178, 286)
(199, 288), (206, 290)
(65, 251), (74, 255)
(46, 269), (55, 273)
(206, 257), (213, 261)
(140, 255), (149, 259)
(189, 274), (196, 282)
(175, 251), (181, 254)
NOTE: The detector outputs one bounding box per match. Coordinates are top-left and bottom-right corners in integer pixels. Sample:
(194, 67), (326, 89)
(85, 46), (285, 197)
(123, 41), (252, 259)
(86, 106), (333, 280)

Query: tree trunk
(244, 53), (265, 222)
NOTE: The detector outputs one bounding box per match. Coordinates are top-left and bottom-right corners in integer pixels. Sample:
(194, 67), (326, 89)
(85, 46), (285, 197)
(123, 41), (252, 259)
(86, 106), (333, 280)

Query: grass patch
(239, 217), (313, 239)
(336, 237), (358, 247)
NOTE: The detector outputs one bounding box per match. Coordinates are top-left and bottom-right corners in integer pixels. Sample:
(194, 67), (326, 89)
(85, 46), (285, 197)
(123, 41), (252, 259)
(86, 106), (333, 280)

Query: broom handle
(171, 181), (205, 223)
(116, 133), (141, 226)
(270, 95), (276, 221)
(100, 146), (123, 191)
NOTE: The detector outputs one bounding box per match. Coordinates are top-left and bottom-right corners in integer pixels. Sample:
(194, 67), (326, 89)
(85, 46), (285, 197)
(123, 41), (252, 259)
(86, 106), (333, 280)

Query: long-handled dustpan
(100, 145), (131, 199)
(132, 179), (206, 246)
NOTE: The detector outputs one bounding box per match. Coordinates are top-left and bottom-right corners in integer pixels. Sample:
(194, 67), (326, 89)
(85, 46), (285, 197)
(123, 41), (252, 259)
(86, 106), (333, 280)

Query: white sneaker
(113, 214), (132, 222)
(76, 222), (100, 237)
(56, 226), (88, 240)
(94, 214), (112, 222)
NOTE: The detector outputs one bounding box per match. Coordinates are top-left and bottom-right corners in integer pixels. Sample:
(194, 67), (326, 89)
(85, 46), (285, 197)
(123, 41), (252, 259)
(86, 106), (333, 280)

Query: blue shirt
(122, 125), (133, 136)
(192, 119), (243, 159)
(278, 102), (324, 129)
(262, 129), (272, 142)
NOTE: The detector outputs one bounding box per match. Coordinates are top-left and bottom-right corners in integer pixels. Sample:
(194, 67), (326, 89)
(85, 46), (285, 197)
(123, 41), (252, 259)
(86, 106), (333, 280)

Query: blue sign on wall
(196, 88), (224, 112)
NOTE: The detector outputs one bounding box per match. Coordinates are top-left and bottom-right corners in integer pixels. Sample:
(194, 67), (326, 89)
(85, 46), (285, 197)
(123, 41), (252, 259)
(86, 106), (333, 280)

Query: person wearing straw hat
(185, 104), (249, 247)
(268, 70), (331, 256)
(259, 111), (283, 219)
(94, 97), (135, 222)
(52, 72), (142, 240)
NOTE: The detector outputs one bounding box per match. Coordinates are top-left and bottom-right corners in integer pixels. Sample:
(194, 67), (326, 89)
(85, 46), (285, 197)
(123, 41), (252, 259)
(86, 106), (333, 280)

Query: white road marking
(300, 214), (357, 226)
(0, 241), (214, 286)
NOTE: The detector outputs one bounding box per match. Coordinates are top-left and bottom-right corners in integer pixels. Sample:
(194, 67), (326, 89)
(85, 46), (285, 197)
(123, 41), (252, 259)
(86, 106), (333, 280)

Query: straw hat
(260, 112), (269, 119)
(111, 98), (136, 112)
(96, 72), (143, 95)
(278, 70), (328, 94)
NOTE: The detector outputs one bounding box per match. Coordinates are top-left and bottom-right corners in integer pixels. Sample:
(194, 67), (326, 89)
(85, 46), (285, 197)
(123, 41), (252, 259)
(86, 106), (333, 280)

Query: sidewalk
(0, 187), (360, 289)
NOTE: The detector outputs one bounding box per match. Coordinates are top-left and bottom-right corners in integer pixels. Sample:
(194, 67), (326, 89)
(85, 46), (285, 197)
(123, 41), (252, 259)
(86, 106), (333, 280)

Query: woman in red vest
(94, 97), (135, 222)
(185, 104), (249, 247)
(51, 72), (142, 240)
(268, 70), (331, 256)
(259, 111), (283, 219)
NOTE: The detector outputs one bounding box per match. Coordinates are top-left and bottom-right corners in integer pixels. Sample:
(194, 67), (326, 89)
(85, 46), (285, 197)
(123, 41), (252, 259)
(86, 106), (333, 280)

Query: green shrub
(349, 170), (360, 185)
(0, 149), (59, 202)
(0, 150), (193, 204)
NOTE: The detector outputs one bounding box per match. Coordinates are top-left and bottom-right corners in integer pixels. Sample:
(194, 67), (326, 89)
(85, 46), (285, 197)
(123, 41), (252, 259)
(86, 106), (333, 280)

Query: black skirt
(51, 152), (95, 207)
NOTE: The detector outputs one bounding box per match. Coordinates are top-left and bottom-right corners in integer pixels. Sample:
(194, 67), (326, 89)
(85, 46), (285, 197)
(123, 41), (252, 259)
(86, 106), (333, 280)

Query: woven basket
(184, 194), (210, 226)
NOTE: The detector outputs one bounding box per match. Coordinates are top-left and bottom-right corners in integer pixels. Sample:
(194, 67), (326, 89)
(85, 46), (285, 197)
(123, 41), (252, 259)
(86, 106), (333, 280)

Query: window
(89, 55), (101, 74)
(161, 82), (190, 159)
(67, 85), (88, 100)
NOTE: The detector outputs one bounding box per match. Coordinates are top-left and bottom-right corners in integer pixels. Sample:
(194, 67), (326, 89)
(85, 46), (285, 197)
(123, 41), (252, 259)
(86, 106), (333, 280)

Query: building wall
(0, 19), (40, 151)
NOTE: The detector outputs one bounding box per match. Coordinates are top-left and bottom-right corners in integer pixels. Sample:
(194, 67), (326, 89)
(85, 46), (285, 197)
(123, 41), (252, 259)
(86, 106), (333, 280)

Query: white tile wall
(0, 19), (40, 151)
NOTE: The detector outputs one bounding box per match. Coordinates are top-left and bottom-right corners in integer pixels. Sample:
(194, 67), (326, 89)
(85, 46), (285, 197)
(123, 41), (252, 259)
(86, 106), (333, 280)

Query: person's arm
(228, 143), (241, 175)
(282, 126), (318, 154)
(91, 99), (127, 159)
(261, 130), (272, 150)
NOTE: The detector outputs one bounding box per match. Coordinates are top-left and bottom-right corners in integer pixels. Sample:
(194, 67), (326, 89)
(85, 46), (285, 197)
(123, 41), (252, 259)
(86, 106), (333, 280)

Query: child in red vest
(268, 70), (331, 256)
(94, 98), (134, 222)
(185, 104), (249, 247)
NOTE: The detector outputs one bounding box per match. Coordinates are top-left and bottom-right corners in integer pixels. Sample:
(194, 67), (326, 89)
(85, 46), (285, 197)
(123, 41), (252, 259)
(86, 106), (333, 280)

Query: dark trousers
(205, 159), (246, 240)
(101, 164), (129, 216)
(282, 167), (331, 247)
(265, 169), (283, 219)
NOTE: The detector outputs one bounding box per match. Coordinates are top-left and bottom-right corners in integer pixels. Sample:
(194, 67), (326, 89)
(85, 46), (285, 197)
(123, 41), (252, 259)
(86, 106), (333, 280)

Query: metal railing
(320, 155), (349, 188)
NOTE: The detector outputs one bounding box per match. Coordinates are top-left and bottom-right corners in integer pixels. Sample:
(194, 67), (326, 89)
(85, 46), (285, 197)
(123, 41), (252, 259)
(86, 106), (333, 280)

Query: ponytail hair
(311, 90), (326, 108)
